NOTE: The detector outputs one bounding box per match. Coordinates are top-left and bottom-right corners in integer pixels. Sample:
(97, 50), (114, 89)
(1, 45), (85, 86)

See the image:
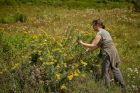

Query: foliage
(0, 0), (133, 9)
(133, 0), (140, 12)
(0, 13), (27, 24)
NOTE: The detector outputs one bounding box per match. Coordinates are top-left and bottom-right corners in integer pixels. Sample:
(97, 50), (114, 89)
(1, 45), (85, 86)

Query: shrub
(14, 13), (27, 23)
(0, 0), (16, 5)
(133, 0), (140, 12)
(0, 13), (27, 24)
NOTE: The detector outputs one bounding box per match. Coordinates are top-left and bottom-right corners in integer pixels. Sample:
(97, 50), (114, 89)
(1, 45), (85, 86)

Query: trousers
(101, 50), (125, 88)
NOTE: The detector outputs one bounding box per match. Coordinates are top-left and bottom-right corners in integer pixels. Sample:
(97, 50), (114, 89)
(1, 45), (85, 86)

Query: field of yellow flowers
(0, 5), (140, 93)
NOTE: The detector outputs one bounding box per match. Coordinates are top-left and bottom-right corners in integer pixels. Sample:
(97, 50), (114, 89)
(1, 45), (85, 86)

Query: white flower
(127, 67), (133, 72)
(134, 68), (138, 74)
(132, 85), (136, 88)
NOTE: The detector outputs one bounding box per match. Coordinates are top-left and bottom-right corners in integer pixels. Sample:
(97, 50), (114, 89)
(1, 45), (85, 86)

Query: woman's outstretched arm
(78, 34), (101, 51)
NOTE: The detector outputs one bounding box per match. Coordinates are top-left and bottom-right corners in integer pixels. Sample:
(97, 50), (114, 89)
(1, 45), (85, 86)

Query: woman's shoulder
(97, 28), (104, 35)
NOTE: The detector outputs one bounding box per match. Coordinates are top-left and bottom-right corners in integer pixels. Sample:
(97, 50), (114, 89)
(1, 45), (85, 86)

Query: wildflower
(63, 53), (67, 57)
(132, 85), (136, 88)
(67, 73), (74, 80)
(127, 67), (133, 72)
(12, 63), (20, 70)
(43, 42), (46, 45)
(134, 68), (138, 74)
(56, 65), (60, 68)
(37, 50), (42, 55)
(44, 39), (47, 42)
(23, 31), (28, 34)
(32, 35), (38, 39)
(80, 60), (87, 66)
(72, 65), (75, 69)
(60, 84), (67, 90)
(39, 57), (43, 61)
(55, 73), (61, 80)
(43, 62), (54, 65)
(33, 50), (37, 53)
(73, 69), (80, 77)
(63, 63), (67, 68)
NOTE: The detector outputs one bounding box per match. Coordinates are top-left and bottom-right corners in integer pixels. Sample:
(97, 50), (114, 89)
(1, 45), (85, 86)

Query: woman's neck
(98, 28), (104, 31)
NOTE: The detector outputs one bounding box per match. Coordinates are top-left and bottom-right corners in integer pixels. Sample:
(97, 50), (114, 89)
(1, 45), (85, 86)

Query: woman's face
(93, 25), (99, 32)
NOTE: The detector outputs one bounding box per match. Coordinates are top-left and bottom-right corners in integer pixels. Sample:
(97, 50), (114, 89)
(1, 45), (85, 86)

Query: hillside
(0, 2), (140, 93)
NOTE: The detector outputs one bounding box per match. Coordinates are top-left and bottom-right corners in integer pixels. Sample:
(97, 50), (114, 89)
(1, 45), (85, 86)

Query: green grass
(0, 5), (140, 93)
(0, 0), (134, 9)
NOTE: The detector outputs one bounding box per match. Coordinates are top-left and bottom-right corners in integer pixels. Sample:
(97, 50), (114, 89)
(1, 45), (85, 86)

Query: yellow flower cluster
(55, 73), (61, 80)
(60, 84), (67, 90)
(73, 69), (80, 77)
(67, 73), (74, 80)
(12, 63), (20, 70)
(67, 69), (80, 80)
(63, 63), (67, 68)
(29, 30), (94, 91)
(39, 57), (43, 61)
(80, 60), (87, 66)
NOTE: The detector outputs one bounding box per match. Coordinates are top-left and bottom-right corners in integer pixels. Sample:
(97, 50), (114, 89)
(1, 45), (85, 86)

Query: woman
(78, 19), (125, 88)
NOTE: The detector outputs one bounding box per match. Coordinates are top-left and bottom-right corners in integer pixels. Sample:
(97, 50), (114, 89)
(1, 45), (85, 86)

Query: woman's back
(97, 28), (120, 65)
(97, 28), (113, 47)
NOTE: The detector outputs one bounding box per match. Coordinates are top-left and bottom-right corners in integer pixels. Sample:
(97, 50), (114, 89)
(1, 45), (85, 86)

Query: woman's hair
(92, 19), (105, 29)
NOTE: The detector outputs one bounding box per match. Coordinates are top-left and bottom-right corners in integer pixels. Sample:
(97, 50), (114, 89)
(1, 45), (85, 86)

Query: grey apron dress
(97, 28), (125, 88)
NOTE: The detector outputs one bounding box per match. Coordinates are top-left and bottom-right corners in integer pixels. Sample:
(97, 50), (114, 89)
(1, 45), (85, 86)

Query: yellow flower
(60, 84), (67, 90)
(72, 65), (74, 69)
(63, 63), (67, 68)
(33, 50), (37, 53)
(12, 63), (20, 70)
(73, 69), (80, 77)
(43, 62), (54, 65)
(56, 65), (60, 68)
(37, 50), (42, 54)
(43, 42), (46, 45)
(80, 60), (87, 66)
(55, 73), (61, 80)
(67, 73), (74, 80)
(23, 31), (28, 34)
(39, 57), (43, 61)
(32, 35), (38, 39)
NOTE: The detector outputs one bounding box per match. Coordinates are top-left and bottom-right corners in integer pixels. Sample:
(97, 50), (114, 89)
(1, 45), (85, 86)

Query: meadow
(0, 2), (140, 93)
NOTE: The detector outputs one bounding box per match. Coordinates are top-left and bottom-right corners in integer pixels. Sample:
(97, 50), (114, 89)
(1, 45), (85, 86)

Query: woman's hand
(77, 40), (83, 45)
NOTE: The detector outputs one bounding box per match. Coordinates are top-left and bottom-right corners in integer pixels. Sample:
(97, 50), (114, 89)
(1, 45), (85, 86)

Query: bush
(0, 0), (16, 5)
(133, 0), (140, 12)
(14, 13), (27, 22)
(0, 16), (15, 24)
(0, 13), (27, 24)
